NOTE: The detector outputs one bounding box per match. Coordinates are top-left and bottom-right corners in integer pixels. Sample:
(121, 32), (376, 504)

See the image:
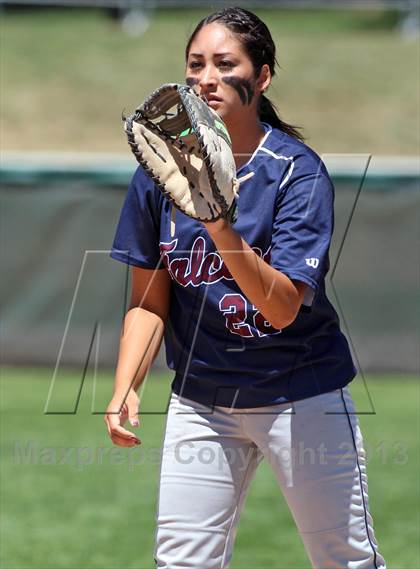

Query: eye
(188, 60), (202, 71)
(218, 60), (235, 70)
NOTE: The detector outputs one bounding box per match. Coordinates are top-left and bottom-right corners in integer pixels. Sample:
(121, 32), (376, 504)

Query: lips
(203, 94), (222, 103)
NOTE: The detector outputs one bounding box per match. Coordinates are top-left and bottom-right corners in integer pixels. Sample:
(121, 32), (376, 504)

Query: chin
(213, 106), (231, 122)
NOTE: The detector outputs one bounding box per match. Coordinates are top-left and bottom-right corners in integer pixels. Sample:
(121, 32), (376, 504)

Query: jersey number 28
(219, 293), (282, 338)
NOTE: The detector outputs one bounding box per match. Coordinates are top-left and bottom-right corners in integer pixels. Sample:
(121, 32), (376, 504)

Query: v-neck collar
(236, 122), (273, 175)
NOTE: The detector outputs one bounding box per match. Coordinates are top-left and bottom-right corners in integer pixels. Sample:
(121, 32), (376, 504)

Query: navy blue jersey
(110, 123), (357, 408)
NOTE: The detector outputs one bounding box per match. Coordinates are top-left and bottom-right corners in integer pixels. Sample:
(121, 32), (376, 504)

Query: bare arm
(112, 306), (165, 399)
(203, 219), (307, 330)
(113, 266), (171, 397)
(104, 266), (171, 447)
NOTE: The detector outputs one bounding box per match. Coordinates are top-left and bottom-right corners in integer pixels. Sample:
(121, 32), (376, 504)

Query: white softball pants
(154, 386), (386, 569)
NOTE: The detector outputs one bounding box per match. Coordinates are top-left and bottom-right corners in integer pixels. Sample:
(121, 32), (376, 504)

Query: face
(186, 23), (270, 127)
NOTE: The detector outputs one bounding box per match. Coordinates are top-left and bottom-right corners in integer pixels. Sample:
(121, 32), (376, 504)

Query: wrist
(112, 385), (137, 399)
(203, 217), (230, 236)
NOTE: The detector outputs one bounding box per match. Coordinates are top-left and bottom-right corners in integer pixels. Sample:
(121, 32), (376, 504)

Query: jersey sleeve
(109, 166), (164, 269)
(269, 156), (334, 307)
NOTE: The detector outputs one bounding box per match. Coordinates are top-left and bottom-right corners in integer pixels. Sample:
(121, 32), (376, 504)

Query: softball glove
(123, 83), (240, 225)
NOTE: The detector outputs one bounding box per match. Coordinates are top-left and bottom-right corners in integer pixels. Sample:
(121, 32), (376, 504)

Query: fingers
(110, 433), (141, 448)
(103, 389), (142, 447)
(126, 390), (140, 427)
(128, 405), (140, 428)
(104, 414), (141, 447)
(108, 428), (141, 447)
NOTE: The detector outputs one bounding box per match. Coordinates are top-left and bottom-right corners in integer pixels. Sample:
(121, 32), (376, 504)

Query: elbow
(126, 306), (166, 332)
(127, 303), (168, 326)
(269, 279), (307, 329)
(270, 312), (297, 331)
(268, 302), (301, 330)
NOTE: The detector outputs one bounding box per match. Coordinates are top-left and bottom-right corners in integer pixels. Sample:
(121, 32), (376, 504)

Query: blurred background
(1, 2), (419, 568)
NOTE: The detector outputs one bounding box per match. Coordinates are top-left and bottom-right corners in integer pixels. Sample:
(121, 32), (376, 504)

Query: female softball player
(104, 7), (386, 568)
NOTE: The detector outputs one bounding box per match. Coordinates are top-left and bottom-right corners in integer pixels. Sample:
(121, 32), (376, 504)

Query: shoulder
(130, 164), (159, 192)
(259, 125), (332, 187)
(129, 165), (165, 209)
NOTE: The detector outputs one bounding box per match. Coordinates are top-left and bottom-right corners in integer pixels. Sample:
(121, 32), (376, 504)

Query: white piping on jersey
(259, 147), (295, 190)
(235, 125), (295, 191)
(236, 125), (273, 175)
(237, 171), (255, 186)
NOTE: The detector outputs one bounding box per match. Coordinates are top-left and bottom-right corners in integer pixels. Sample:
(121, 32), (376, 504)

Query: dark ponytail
(259, 95), (304, 142)
(185, 7), (305, 142)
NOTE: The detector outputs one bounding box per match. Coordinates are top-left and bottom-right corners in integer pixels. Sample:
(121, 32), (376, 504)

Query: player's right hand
(104, 388), (141, 447)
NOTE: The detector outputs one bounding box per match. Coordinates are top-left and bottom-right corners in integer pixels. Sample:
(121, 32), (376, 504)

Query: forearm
(112, 307), (165, 399)
(204, 220), (301, 329)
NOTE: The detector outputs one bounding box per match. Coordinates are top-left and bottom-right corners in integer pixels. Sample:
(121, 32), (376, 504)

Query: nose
(198, 64), (218, 91)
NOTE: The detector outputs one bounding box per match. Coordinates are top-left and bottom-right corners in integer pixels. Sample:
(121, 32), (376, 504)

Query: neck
(227, 118), (266, 170)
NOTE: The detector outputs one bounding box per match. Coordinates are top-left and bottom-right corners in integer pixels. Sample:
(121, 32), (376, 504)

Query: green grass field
(1, 8), (418, 155)
(1, 366), (418, 569)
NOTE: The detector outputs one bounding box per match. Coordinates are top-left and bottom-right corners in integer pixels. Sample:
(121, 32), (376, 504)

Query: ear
(256, 64), (271, 94)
